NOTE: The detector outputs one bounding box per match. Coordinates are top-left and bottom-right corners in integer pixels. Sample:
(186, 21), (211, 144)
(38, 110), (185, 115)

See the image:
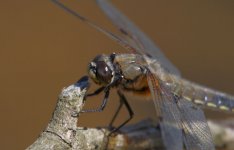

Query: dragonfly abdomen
(181, 79), (234, 112)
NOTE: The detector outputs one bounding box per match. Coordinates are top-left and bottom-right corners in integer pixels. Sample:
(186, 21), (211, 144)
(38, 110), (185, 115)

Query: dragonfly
(52, 0), (234, 149)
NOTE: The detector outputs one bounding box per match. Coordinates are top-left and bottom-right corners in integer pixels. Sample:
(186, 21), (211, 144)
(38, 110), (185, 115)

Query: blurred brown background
(0, 0), (234, 149)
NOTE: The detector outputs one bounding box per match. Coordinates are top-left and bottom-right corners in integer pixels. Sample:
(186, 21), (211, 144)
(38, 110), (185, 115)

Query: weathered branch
(26, 76), (234, 150)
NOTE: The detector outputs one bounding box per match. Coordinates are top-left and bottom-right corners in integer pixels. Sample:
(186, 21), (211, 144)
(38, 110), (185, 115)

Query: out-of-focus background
(0, 0), (233, 149)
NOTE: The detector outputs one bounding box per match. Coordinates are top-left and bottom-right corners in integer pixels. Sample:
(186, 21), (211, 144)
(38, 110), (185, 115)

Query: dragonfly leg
(109, 90), (134, 134)
(108, 97), (124, 128)
(81, 89), (110, 113)
(82, 73), (120, 112)
(86, 86), (105, 97)
(82, 72), (122, 113)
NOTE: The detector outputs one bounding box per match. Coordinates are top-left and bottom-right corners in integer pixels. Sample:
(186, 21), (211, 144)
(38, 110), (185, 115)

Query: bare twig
(26, 76), (234, 150)
(26, 76), (108, 149)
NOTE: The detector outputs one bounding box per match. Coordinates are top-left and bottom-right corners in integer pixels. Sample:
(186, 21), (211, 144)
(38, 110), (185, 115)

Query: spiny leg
(108, 97), (124, 129)
(82, 73), (121, 113)
(81, 89), (110, 113)
(109, 90), (134, 134)
(82, 85), (109, 113)
(86, 86), (105, 97)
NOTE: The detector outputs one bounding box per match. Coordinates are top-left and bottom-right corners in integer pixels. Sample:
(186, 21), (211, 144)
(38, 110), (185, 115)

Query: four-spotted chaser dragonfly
(52, 0), (234, 149)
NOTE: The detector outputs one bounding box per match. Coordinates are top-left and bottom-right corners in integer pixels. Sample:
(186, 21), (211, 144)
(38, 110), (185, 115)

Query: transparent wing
(96, 0), (181, 76)
(147, 71), (183, 150)
(147, 71), (214, 150)
(52, 0), (139, 52)
(178, 98), (215, 150)
(52, 0), (180, 75)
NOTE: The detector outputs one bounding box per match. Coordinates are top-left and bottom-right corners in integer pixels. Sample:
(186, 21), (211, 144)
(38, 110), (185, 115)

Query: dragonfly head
(88, 54), (114, 86)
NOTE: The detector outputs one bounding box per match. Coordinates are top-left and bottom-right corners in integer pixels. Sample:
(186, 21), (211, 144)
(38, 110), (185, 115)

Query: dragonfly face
(88, 54), (114, 86)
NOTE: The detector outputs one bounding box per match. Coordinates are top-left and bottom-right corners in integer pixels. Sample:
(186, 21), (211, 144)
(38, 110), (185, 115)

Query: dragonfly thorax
(88, 53), (153, 96)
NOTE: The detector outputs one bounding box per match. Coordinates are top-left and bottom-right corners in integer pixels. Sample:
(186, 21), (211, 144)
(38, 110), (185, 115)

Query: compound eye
(96, 61), (112, 83)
